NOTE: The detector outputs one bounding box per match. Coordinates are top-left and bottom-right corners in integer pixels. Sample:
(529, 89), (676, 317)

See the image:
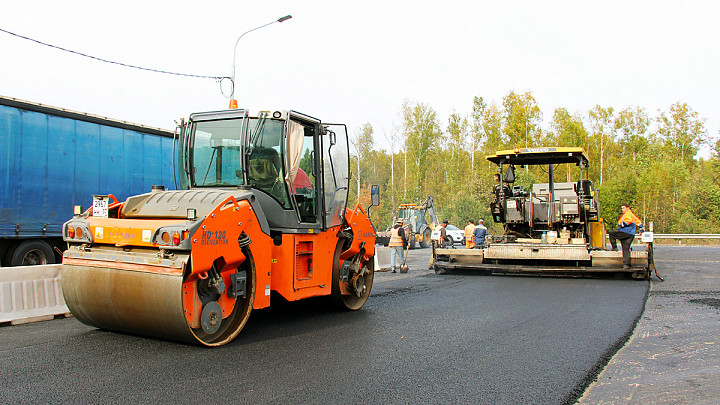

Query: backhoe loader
(376, 196), (439, 249)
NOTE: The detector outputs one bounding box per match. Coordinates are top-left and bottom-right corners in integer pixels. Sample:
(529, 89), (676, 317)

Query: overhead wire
(0, 27), (231, 83)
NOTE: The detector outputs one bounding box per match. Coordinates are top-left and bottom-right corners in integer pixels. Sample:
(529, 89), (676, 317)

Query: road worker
(473, 219), (488, 249)
(438, 220), (449, 248)
(608, 203), (644, 269)
(464, 219), (475, 249)
(388, 220), (407, 273)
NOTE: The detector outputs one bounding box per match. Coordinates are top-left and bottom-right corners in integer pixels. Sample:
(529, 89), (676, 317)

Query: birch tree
(402, 101), (442, 200)
(588, 106), (616, 185)
(502, 90), (542, 148)
(657, 102), (707, 164)
(350, 123), (374, 202)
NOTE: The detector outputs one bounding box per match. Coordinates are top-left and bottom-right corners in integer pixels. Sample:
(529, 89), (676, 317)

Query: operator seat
(574, 180), (594, 197)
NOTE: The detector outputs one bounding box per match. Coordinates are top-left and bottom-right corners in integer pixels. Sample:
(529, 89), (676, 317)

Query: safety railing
(606, 233), (720, 240)
(652, 234), (720, 239)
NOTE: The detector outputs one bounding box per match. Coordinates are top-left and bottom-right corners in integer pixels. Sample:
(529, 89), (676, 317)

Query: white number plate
(93, 196), (109, 218)
(506, 200), (517, 209)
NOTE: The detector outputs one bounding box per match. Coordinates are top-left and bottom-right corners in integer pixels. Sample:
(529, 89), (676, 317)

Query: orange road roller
(62, 108), (379, 346)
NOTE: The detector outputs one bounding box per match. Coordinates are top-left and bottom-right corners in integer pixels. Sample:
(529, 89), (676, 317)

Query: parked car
(431, 224), (465, 246)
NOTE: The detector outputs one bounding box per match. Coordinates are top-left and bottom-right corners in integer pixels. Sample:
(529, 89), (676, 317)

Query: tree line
(348, 91), (720, 234)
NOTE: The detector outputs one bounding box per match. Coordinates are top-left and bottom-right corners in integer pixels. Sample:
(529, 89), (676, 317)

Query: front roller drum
(62, 261), (255, 347)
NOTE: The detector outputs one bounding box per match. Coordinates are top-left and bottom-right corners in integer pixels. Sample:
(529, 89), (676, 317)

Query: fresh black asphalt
(0, 248), (648, 404)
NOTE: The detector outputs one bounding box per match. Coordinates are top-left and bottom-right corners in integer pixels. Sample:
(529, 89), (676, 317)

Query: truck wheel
(10, 240), (55, 266)
(419, 229), (432, 248)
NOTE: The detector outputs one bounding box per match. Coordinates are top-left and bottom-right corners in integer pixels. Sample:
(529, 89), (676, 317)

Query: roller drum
(62, 264), (194, 343)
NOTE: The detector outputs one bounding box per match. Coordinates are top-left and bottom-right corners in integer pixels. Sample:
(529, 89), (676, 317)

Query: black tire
(408, 234), (417, 250)
(10, 240), (55, 266)
(444, 236), (454, 247)
(419, 229), (432, 248)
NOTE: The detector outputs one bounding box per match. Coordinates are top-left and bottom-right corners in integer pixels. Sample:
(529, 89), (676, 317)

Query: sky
(1, 1), (718, 156)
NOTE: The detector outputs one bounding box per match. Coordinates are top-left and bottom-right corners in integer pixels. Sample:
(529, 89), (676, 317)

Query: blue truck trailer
(0, 95), (176, 266)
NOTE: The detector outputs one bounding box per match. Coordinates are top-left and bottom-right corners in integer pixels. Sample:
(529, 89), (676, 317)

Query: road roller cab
(61, 108), (378, 346)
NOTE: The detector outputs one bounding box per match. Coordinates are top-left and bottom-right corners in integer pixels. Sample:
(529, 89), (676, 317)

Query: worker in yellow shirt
(464, 219), (475, 249)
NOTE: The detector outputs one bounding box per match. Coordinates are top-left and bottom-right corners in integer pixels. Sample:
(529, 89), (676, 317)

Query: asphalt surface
(0, 246), (649, 404)
(580, 246), (720, 404)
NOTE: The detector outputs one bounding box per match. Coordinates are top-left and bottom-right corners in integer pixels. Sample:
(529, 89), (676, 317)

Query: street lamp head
(228, 14), (294, 105)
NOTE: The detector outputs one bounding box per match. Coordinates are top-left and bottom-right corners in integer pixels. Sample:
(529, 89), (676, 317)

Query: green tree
(502, 91), (542, 148)
(547, 108), (588, 182)
(446, 111), (469, 191)
(711, 138), (720, 183)
(550, 108), (588, 147)
(587, 106), (616, 185)
(350, 123), (375, 203)
(479, 102), (505, 156)
(402, 101), (442, 200)
(469, 96), (486, 170)
(657, 102), (708, 164)
(681, 175), (720, 233)
(614, 106), (650, 162)
(341, 96), (716, 235)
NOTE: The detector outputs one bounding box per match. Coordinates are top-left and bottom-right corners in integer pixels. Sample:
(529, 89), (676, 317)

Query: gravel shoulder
(579, 246), (720, 404)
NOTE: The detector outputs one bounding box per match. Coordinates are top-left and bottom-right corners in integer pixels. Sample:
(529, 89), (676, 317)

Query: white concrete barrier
(0, 264), (70, 325)
(374, 246), (392, 271)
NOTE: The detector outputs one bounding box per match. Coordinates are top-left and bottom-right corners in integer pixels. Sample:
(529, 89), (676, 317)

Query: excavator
(376, 196), (439, 249)
(432, 147), (653, 279)
(61, 108), (378, 346)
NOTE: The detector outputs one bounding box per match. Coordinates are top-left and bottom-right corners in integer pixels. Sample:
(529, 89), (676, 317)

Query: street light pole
(228, 14), (292, 108)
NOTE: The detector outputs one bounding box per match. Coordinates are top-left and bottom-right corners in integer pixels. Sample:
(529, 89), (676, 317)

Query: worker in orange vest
(388, 220), (407, 273)
(608, 203), (644, 269)
(464, 219), (475, 249)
